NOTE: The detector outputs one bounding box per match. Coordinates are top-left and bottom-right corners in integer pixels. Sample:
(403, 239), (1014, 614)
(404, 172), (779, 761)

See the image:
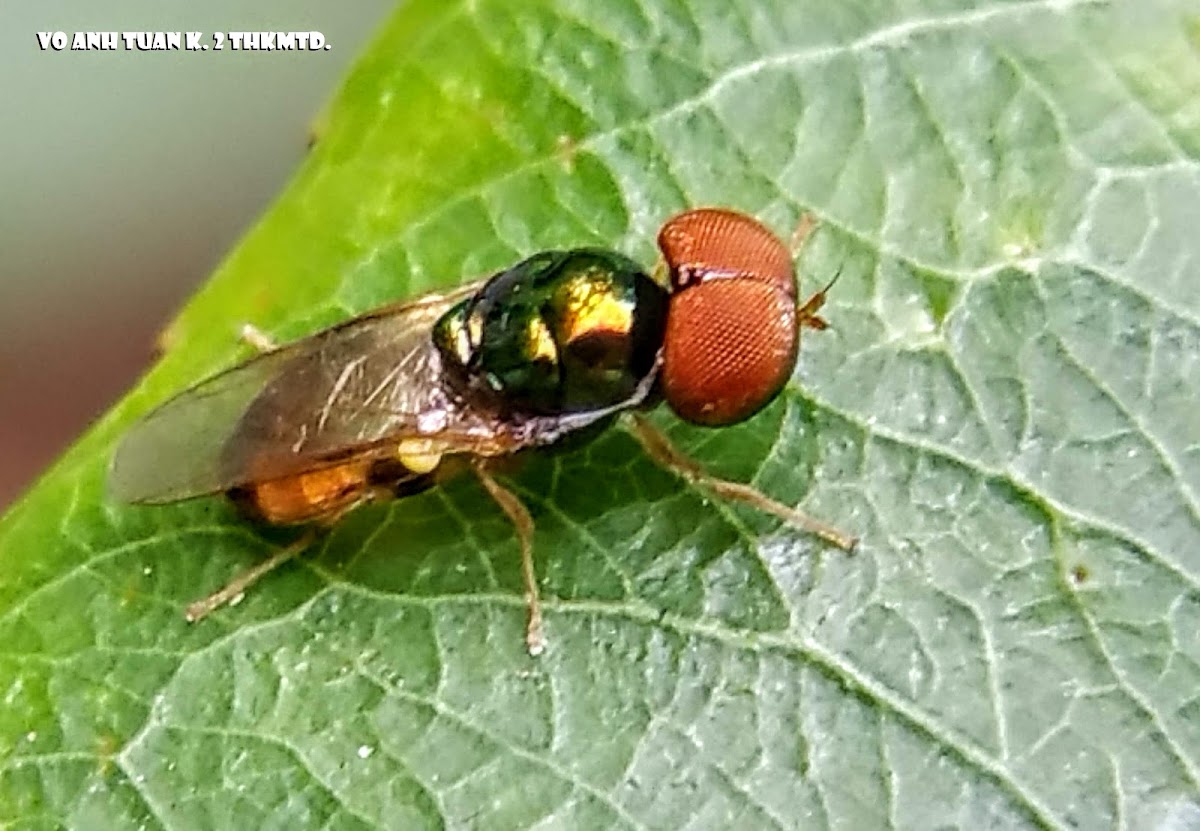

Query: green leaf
(4, 0), (1200, 827)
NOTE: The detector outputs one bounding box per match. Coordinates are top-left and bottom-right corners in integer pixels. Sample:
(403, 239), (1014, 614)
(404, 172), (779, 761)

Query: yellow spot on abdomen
(396, 438), (445, 474)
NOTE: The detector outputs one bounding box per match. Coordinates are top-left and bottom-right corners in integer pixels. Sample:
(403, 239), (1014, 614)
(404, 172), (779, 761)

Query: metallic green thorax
(433, 249), (668, 414)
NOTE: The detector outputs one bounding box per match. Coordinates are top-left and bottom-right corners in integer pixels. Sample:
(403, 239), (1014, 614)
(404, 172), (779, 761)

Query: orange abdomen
(230, 461), (371, 525)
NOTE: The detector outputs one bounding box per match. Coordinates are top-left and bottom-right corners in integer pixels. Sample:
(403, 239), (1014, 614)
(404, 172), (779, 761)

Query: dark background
(1, 2), (395, 508)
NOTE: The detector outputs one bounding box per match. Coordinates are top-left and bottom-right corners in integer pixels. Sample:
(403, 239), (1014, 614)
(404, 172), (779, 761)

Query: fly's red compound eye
(657, 208), (799, 427)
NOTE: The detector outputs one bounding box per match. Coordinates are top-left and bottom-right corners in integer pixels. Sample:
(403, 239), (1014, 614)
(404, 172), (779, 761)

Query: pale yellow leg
(473, 461), (545, 656)
(626, 413), (858, 551)
(239, 323), (278, 353)
(185, 528), (320, 622)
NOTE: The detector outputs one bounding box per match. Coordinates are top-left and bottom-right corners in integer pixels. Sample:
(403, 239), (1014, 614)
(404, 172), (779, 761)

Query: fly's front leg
(473, 461), (545, 656)
(626, 413), (858, 551)
(240, 323), (278, 353)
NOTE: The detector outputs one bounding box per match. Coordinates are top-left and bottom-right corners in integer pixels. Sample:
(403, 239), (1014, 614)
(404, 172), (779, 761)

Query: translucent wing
(111, 281), (555, 504)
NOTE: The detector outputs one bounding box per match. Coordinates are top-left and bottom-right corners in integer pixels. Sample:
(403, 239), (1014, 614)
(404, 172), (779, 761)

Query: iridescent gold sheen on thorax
(549, 266), (635, 352)
(433, 249), (667, 414)
(111, 207), (856, 656)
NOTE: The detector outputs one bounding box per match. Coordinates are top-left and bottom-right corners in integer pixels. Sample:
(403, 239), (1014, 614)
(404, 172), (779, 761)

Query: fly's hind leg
(472, 461), (545, 657)
(626, 413), (858, 551)
(185, 527), (321, 622)
(184, 493), (364, 622)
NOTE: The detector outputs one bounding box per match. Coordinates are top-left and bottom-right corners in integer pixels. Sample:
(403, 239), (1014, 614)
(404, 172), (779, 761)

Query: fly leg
(472, 461), (545, 656)
(239, 323), (278, 353)
(626, 413), (858, 551)
(185, 469), (431, 623)
(184, 490), (370, 622)
(185, 526), (321, 622)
